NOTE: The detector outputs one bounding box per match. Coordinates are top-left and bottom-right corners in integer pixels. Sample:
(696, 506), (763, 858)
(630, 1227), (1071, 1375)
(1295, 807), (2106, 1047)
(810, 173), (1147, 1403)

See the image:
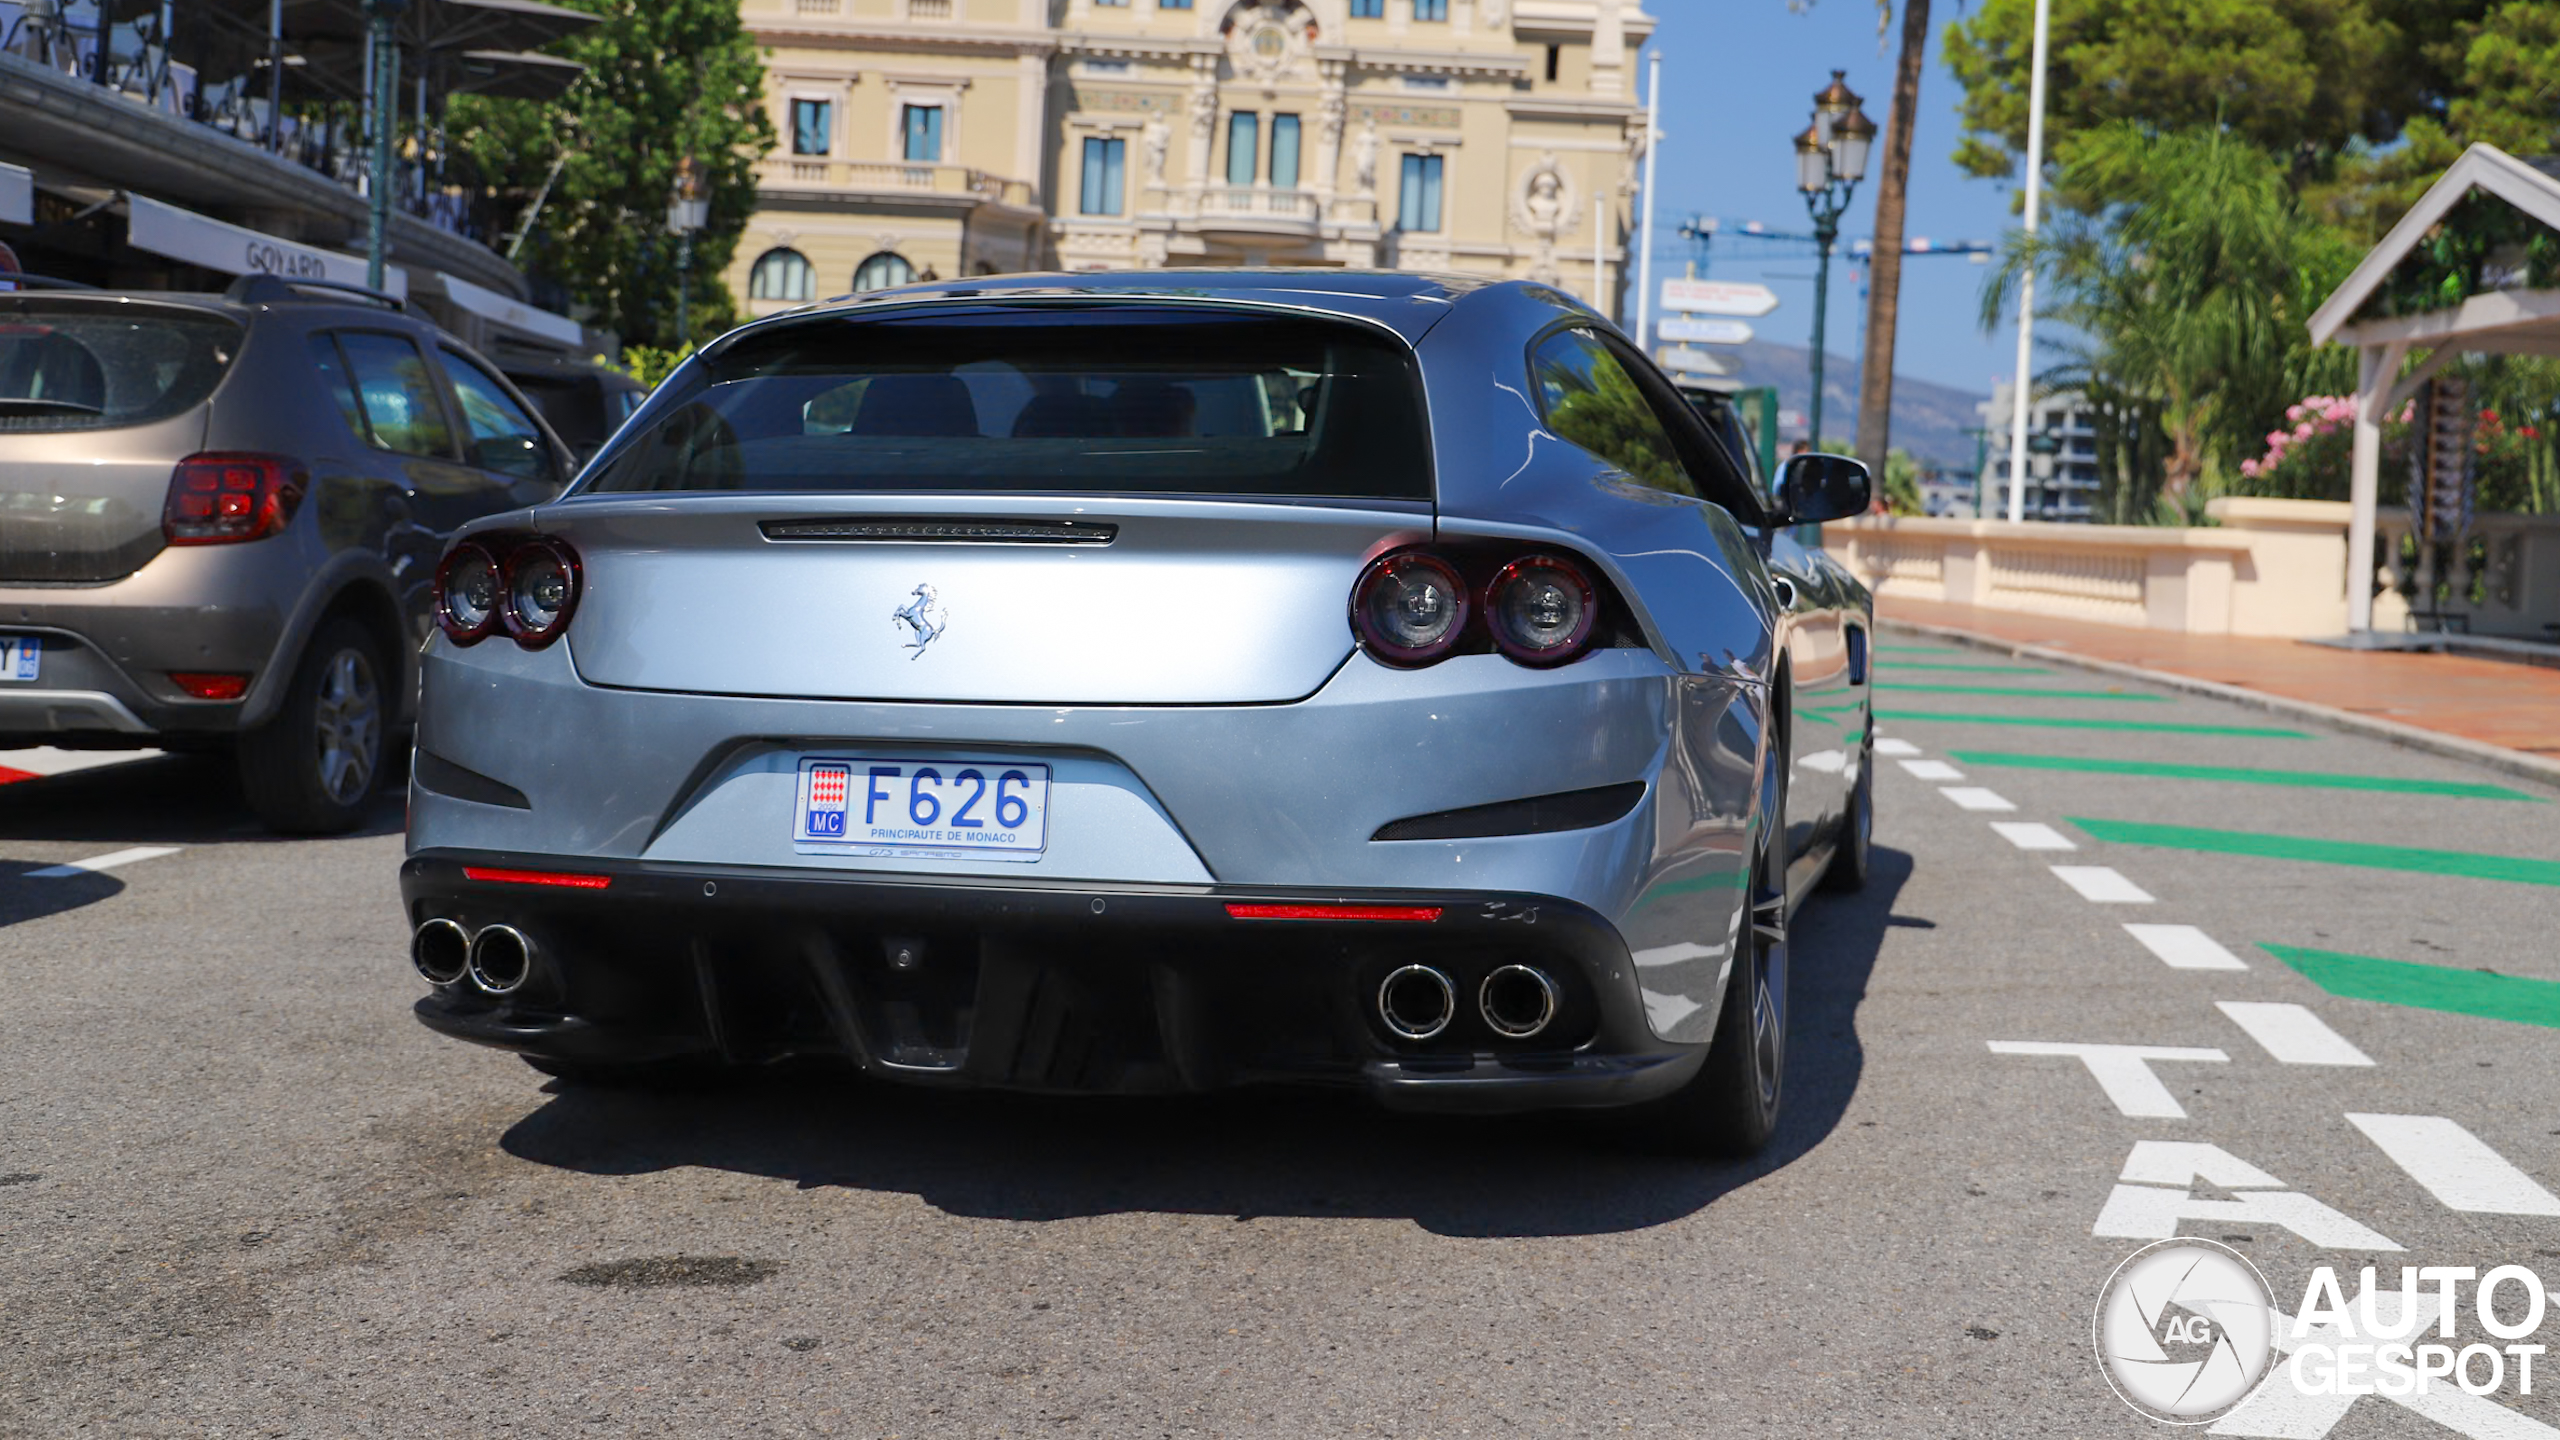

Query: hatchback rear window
(579, 306), (1431, 501)
(0, 304), (240, 433)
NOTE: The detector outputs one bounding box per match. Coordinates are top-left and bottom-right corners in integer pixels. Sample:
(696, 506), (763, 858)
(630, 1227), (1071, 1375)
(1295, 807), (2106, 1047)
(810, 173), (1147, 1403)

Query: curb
(1876, 617), (2560, 794)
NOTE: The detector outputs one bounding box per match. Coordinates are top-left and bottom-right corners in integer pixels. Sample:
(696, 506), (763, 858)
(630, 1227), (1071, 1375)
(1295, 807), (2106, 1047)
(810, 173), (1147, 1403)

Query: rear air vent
(759, 518), (1118, 545)
(1371, 781), (1647, 842)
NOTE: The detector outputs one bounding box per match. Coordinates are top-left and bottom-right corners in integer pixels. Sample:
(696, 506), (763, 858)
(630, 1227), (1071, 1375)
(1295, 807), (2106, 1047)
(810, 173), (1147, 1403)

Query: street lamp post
(666, 157), (708, 350)
(361, 0), (408, 293)
(1793, 70), (1874, 452)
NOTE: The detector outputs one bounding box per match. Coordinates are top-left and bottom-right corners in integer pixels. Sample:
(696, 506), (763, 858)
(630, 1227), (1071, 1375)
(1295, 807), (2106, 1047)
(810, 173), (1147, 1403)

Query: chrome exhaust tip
(1377, 964), (1456, 1041)
(466, 924), (535, 996)
(1479, 964), (1559, 1039)
(411, 918), (470, 986)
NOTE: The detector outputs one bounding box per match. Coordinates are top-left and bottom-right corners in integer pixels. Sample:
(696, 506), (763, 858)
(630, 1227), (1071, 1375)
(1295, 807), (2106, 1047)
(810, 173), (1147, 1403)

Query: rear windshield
(0, 303), (240, 434)
(578, 306), (1432, 501)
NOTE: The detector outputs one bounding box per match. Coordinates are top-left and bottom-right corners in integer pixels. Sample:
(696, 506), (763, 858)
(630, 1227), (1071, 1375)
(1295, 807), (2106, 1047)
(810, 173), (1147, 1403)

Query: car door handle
(1771, 576), (1797, 610)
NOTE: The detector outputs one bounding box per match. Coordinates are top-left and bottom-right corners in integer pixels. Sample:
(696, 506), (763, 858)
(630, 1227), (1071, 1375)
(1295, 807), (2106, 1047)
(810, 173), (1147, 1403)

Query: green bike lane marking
(1874, 709), (2310, 738)
(1874, 644), (1956, 654)
(1876, 681), (2168, 702)
(1951, 751), (2541, 802)
(2070, 817), (2560, 887)
(2263, 943), (2560, 1030)
(1878, 661), (2053, 675)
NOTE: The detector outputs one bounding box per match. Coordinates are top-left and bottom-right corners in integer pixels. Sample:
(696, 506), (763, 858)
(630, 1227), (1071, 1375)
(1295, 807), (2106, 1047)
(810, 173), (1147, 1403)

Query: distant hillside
(1719, 339), (1990, 468)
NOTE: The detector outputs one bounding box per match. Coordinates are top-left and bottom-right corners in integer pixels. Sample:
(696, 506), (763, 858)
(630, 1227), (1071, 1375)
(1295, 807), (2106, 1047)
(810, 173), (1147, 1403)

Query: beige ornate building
(725, 0), (1655, 318)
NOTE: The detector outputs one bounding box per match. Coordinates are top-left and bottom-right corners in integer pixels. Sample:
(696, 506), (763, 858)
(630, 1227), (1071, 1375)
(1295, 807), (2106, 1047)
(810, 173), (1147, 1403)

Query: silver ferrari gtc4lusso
(401, 271), (1875, 1155)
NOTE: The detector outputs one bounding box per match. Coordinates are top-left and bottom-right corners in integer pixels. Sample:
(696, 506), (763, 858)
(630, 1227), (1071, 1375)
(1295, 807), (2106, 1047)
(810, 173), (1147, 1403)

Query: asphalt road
(4, 639), (2558, 1438)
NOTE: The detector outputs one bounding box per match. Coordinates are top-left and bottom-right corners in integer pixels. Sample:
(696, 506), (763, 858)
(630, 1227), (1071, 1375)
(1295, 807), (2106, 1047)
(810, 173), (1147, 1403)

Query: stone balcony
(757, 157), (1037, 211)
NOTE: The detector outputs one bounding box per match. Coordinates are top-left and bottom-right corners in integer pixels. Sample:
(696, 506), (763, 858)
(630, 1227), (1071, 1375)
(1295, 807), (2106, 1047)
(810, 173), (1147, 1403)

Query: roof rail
(223, 273), (405, 311)
(0, 272), (103, 292)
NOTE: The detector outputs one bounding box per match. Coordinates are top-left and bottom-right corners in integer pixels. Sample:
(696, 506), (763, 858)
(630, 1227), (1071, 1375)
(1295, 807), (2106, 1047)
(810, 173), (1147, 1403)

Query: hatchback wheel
(238, 618), (386, 834)
(1621, 749), (1790, 1157)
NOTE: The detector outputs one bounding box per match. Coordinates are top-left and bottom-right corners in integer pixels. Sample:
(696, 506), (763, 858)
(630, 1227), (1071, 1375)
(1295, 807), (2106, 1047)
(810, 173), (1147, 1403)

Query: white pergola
(2307, 143), (2560, 632)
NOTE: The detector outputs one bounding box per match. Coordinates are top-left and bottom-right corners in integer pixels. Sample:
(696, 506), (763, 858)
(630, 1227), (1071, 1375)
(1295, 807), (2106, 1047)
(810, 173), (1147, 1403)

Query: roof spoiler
(0, 272), (102, 291)
(223, 273), (405, 311)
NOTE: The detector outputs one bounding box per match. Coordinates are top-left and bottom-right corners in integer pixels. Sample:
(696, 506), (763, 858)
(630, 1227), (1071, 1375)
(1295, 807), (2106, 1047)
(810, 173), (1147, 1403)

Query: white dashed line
(2346, 1113), (2560, 1216)
(24, 846), (183, 879)
(1897, 759), (1964, 781)
(1986, 1040), (2228, 1118)
(1873, 737), (1921, 757)
(1988, 821), (2075, 851)
(2051, 866), (2154, 903)
(1938, 786), (2016, 812)
(1630, 941), (1725, 969)
(2122, 923), (2248, 970)
(2215, 1002), (2374, 1066)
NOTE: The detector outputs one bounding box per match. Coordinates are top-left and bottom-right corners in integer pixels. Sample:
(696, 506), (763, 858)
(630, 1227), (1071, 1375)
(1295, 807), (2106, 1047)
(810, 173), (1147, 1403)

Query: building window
(1081, 136), (1126, 215)
(1414, 0), (1447, 18)
(901, 104), (944, 163)
(790, 99), (832, 156)
(1269, 114), (1300, 188)
(1349, 0), (1382, 16)
(853, 252), (915, 292)
(1226, 112), (1259, 187)
(1545, 44), (1560, 81)
(1094, 0), (1126, 6)
(1160, 0), (1192, 8)
(748, 248), (814, 301)
(1398, 153), (1443, 232)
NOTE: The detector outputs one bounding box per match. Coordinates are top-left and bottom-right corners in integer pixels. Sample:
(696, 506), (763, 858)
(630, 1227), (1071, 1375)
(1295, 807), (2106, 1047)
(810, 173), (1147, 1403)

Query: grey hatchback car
(0, 275), (574, 831)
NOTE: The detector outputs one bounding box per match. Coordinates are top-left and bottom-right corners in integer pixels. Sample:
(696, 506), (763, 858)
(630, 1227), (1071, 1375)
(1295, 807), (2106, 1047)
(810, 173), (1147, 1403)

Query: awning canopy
(124, 193), (410, 299)
(2303, 143), (2560, 632)
(187, 0), (596, 101)
(0, 164), (31, 228)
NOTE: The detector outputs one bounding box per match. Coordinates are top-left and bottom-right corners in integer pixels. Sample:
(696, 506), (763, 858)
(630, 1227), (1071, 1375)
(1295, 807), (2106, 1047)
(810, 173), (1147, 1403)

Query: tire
(236, 618), (387, 835)
(1620, 750), (1790, 1157)
(1819, 730), (1874, 893)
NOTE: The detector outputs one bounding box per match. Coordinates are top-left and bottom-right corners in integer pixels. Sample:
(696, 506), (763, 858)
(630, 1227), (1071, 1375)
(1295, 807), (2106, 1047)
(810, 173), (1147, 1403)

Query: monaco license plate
(0, 635), (39, 683)
(793, 757), (1051, 859)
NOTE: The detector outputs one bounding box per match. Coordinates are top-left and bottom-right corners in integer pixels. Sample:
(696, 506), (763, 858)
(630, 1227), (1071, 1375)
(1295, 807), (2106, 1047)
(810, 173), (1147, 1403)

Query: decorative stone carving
(1352, 117), (1379, 196)
(1510, 153), (1577, 287)
(1142, 110), (1170, 186)
(1221, 1), (1318, 82)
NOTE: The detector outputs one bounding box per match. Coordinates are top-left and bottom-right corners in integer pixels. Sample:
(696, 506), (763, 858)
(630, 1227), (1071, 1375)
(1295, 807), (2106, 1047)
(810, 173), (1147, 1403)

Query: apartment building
(1980, 381), (2105, 522)
(726, 0), (1654, 315)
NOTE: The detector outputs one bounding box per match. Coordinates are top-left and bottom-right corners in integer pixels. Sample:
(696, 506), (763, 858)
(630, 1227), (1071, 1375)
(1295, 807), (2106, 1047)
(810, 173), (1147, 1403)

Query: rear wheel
(1622, 753), (1790, 1157)
(236, 618), (385, 834)
(1820, 729), (1873, 893)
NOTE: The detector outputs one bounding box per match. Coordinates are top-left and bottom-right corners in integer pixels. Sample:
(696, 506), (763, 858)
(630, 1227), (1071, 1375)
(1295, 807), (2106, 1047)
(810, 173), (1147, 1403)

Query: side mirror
(1774, 452), (1872, 525)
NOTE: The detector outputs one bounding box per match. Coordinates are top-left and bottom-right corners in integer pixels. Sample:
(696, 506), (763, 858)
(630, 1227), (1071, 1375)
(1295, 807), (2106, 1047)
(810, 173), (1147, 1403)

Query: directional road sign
(1660, 279), (1780, 317)
(1657, 345), (1732, 378)
(1658, 316), (1755, 346)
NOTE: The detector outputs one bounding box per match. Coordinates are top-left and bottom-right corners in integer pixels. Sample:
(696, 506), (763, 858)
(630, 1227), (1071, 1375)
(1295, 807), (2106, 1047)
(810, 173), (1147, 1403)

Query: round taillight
(1352, 552), (1468, 665)
(434, 542), (501, 645)
(501, 538), (581, 647)
(1486, 554), (1598, 666)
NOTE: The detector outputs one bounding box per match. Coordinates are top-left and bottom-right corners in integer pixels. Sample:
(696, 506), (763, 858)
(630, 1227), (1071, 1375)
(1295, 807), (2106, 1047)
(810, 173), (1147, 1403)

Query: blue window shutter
(1415, 0), (1446, 18)
(1227, 112), (1258, 186)
(1270, 115), (1301, 189)
(1104, 139), (1125, 213)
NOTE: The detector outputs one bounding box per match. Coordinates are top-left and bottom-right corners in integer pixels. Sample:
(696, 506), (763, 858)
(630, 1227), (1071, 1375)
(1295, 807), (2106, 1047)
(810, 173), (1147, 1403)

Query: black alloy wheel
(1622, 744), (1790, 1157)
(238, 618), (386, 835)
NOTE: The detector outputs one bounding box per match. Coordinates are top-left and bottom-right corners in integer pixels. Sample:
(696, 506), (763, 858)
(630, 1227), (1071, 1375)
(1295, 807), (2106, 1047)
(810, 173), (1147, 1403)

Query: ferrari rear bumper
(401, 849), (1706, 1113)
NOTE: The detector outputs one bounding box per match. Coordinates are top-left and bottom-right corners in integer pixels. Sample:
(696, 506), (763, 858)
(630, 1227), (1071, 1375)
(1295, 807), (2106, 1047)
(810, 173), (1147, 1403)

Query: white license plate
(793, 757), (1051, 859)
(0, 635), (38, 683)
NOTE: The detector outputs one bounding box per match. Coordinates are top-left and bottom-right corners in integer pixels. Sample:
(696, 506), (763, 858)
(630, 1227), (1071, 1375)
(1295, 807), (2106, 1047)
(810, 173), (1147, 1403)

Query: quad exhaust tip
(1479, 964), (1559, 1039)
(465, 924), (535, 996)
(411, 918), (470, 986)
(1377, 964), (1456, 1041)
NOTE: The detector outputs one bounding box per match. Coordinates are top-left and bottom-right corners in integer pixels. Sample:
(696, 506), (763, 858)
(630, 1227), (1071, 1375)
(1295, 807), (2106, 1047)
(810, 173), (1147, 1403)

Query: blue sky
(1633, 0), (2019, 394)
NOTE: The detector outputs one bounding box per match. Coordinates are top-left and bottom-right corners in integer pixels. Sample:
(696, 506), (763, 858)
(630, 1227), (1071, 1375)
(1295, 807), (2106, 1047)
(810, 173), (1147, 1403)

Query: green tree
(2320, 1), (2560, 239)
(446, 0), (774, 349)
(1980, 125), (2359, 517)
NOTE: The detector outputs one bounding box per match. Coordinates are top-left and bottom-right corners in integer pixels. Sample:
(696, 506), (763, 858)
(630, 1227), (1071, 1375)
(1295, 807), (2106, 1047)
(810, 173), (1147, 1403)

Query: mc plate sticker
(794, 756), (1050, 860)
(0, 635), (39, 683)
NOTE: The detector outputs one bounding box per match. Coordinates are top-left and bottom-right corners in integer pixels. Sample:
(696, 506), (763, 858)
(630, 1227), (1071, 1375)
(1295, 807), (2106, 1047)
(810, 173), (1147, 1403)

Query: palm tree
(1978, 124), (2356, 518)
(1854, 0), (1931, 477)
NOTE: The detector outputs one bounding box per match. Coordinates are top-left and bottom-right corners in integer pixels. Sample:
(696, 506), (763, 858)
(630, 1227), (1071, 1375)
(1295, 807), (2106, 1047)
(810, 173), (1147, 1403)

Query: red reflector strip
(462, 866), (612, 890)
(168, 671), (250, 700)
(1224, 903), (1442, 923)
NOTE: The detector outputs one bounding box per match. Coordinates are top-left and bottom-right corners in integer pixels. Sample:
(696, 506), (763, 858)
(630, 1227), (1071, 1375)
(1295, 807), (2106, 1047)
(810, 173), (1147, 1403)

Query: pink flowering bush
(2234, 395), (2408, 502)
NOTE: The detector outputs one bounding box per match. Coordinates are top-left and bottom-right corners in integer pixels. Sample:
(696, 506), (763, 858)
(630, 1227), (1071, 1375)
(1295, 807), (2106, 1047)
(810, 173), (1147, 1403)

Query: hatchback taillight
(1349, 546), (1610, 669)
(436, 534), (581, 650)
(163, 452), (306, 545)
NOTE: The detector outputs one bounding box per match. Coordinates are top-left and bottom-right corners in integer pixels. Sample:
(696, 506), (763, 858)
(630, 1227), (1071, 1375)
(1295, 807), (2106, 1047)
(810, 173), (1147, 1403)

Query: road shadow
(0, 751), (406, 845)
(498, 847), (1909, 1239)
(0, 860), (123, 929)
